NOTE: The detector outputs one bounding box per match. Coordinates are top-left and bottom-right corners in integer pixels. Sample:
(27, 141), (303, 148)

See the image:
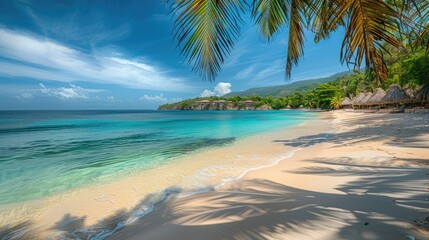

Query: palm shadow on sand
(1, 114), (428, 239)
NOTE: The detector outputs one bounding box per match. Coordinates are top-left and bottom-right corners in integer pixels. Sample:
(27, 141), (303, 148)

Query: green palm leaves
(251, 0), (306, 78)
(339, 0), (403, 81)
(170, 0), (247, 82)
(252, 0), (291, 38)
(167, 0), (428, 82)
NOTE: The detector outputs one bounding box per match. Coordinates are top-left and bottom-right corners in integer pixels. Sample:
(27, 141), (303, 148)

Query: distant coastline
(159, 98), (272, 111)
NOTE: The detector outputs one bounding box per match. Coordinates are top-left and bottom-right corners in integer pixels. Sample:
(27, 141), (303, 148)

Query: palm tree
(166, 0), (427, 82)
(331, 94), (343, 110)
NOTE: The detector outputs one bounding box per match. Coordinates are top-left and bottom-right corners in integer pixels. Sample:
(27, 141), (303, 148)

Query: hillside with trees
(224, 71), (351, 98)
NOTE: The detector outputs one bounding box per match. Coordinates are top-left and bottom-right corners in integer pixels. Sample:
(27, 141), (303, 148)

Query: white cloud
(15, 93), (34, 100)
(254, 60), (283, 80)
(0, 28), (191, 92)
(14, 0), (131, 48)
(140, 94), (182, 103)
(200, 89), (216, 97)
(199, 82), (232, 97)
(107, 96), (115, 102)
(140, 94), (167, 102)
(214, 82), (232, 96)
(234, 64), (256, 80)
(110, 57), (155, 72)
(39, 83), (103, 100)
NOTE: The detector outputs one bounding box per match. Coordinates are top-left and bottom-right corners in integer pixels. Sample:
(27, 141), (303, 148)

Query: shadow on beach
(104, 153), (428, 240)
(1, 113), (428, 239)
(274, 113), (429, 149)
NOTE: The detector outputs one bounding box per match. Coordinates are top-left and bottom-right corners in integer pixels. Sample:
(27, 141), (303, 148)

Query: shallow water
(0, 110), (316, 205)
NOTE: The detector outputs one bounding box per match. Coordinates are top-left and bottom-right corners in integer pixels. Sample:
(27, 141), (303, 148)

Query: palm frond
(169, 0), (247, 81)
(408, 0), (429, 49)
(252, 0), (307, 79)
(252, 0), (291, 39)
(308, 0), (343, 42)
(286, 0), (307, 79)
(389, 0), (428, 50)
(339, 0), (403, 81)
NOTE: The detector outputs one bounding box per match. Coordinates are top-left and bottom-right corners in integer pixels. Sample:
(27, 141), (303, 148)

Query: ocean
(0, 110), (315, 206)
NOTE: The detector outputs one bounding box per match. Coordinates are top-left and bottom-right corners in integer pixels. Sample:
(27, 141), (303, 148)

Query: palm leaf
(252, 0), (291, 39)
(252, 0), (307, 79)
(285, 0), (307, 79)
(308, 0), (343, 42)
(389, 0), (428, 50)
(167, 0), (421, 83)
(169, 0), (246, 81)
(339, 0), (403, 81)
(408, 0), (429, 49)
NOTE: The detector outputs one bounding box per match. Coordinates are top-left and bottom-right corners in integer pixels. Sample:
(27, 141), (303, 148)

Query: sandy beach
(2, 1), (429, 239)
(108, 111), (429, 240)
(1, 111), (428, 240)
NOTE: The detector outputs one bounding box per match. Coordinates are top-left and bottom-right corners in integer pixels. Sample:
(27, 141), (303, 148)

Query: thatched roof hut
(351, 93), (366, 105)
(367, 88), (386, 105)
(382, 84), (411, 104)
(404, 88), (415, 98)
(416, 85), (429, 103)
(360, 92), (373, 105)
(341, 97), (352, 106)
(403, 84), (421, 98)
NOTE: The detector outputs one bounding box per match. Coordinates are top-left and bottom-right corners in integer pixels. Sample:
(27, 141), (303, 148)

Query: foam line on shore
(84, 147), (302, 240)
(214, 148), (302, 189)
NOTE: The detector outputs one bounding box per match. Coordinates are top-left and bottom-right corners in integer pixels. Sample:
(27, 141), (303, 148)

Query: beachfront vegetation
(160, 47), (429, 110)
(166, 0), (429, 84)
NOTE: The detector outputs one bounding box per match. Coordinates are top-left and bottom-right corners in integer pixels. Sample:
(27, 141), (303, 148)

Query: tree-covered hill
(224, 71), (352, 98)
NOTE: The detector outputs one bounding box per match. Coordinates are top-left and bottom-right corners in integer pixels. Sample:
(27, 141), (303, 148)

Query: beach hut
(351, 93), (366, 108)
(416, 85), (429, 104)
(197, 99), (210, 106)
(382, 84), (411, 105)
(360, 92), (373, 106)
(245, 100), (253, 106)
(404, 87), (416, 98)
(367, 88), (386, 106)
(244, 100), (254, 110)
(212, 99), (227, 110)
(195, 99), (210, 110)
(341, 97), (352, 108)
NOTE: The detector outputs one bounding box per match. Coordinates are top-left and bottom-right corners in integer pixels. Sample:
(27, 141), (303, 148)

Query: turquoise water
(0, 110), (315, 205)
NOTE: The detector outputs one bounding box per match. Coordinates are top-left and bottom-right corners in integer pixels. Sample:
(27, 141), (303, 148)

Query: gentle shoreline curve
(109, 111), (429, 240)
(0, 112), (321, 239)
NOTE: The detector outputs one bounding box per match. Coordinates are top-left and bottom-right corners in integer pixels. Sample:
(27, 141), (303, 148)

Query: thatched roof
(341, 97), (352, 106)
(360, 92), (373, 105)
(367, 88), (386, 105)
(351, 93), (366, 105)
(382, 84), (411, 103)
(403, 84), (421, 98)
(416, 85), (429, 102)
(404, 88), (415, 98)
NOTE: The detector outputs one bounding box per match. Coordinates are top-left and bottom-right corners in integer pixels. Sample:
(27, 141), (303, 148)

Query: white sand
(1, 112), (428, 240)
(109, 112), (429, 240)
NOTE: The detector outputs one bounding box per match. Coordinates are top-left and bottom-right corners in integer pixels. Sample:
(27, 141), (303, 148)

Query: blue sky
(0, 0), (349, 110)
